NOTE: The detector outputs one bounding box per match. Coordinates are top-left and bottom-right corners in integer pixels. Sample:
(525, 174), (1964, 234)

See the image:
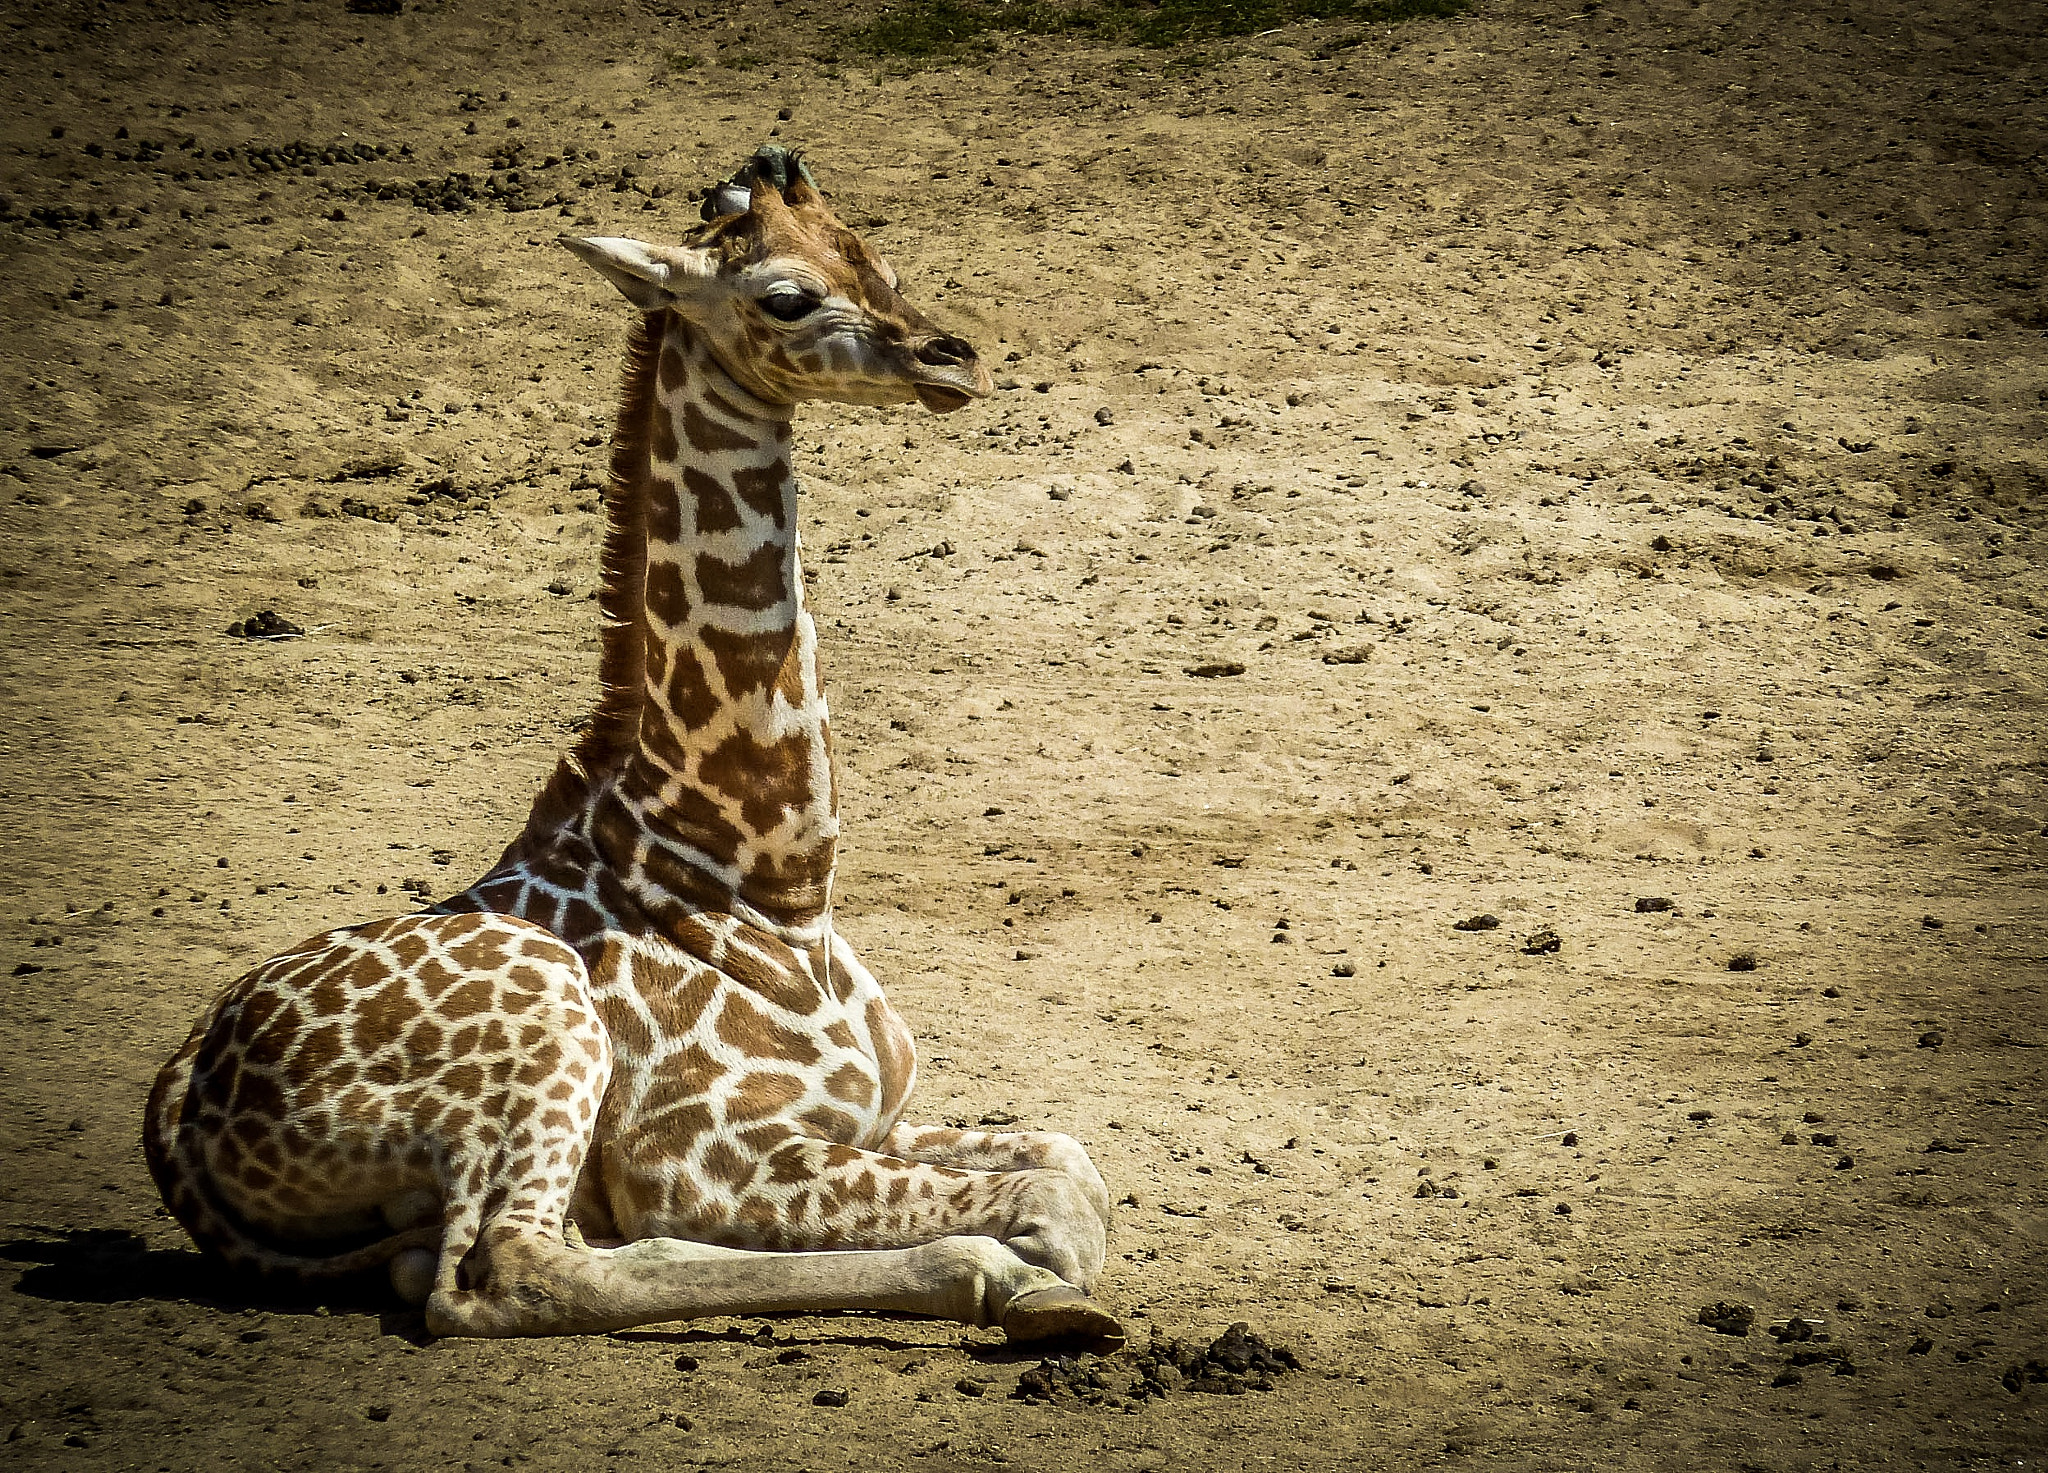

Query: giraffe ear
(560, 236), (715, 310)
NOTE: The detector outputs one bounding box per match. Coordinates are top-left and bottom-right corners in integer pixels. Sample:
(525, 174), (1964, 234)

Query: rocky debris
(1127, 1322), (1300, 1397)
(2000, 1361), (2048, 1394)
(1016, 1322), (1301, 1406)
(248, 139), (405, 173)
(338, 496), (399, 523)
(1786, 1346), (1857, 1376)
(1635, 896), (1675, 913)
(1917, 1029), (1946, 1048)
(1320, 644), (1374, 665)
(1452, 914), (1500, 931)
(369, 171), (546, 213)
(811, 1388), (849, 1407)
(1697, 1302), (1755, 1336)
(1015, 1354), (1122, 1406)
(1184, 661), (1245, 678)
(1728, 950), (1759, 972)
(1522, 928), (1561, 954)
(228, 610), (303, 639)
(1, 200), (111, 231)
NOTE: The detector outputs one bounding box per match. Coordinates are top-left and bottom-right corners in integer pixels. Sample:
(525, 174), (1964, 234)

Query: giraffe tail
(143, 1033), (442, 1283)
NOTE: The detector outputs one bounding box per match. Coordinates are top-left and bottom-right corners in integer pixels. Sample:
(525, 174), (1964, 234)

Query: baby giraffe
(145, 147), (1122, 1345)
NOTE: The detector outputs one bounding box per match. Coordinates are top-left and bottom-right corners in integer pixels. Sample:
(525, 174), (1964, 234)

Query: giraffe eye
(761, 290), (820, 322)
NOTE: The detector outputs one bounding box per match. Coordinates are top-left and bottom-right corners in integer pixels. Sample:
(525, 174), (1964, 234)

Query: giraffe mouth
(913, 384), (975, 414)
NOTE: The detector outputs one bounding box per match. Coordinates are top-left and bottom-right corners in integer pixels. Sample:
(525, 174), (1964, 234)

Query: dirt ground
(2, 0), (2045, 1467)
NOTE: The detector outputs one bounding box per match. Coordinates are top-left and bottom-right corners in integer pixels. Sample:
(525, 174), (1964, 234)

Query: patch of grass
(850, 0), (1011, 57)
(846, 0), (1470, 59)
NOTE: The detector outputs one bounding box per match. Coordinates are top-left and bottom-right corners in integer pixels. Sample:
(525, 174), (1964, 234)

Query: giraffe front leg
(426, 1228), (1118, 1343)
(607, 1135), (1109, 1293)
(879, 1123), (1112, 1232)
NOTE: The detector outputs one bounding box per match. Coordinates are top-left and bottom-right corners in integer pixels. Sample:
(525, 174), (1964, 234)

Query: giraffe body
(145, 149), (1121, 1345)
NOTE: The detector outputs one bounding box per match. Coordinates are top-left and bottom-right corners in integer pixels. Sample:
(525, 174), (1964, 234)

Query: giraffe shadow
(612, 1323), (1073, 1361)
(4, 1232), (1093, 1354)
(615, 1323), (982, 1355)
(0, 1226), (425, 1336)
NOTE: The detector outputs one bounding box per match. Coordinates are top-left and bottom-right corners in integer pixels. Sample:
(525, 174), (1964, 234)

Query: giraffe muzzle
(910, 335), (991, 413)
(913, 384), (977, 413)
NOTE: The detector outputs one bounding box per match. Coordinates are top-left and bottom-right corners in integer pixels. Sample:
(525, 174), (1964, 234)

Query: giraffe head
(563, 146), (991, 414)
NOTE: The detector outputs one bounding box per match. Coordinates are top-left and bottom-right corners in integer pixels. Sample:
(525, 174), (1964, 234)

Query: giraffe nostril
(915, 336), (975, 368)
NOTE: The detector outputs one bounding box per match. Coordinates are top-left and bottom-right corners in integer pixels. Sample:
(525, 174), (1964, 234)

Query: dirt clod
(228, 610), (304, 639)
(1018, 1323), (1301, 1407)
(1698, 1303), (1756, 1336)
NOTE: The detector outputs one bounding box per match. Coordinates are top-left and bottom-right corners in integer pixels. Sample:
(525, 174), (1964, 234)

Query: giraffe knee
(1003, 1171), (1107, 1291)
(390, 1248), (436, 1306)
(1039, 1135), (1112, 1227)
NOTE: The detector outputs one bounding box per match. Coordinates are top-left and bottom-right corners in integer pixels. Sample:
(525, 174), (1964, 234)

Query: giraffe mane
(519, 307), (664, 843)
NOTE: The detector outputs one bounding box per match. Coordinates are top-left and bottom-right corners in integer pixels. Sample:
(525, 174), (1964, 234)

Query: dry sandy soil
(2, 0), (2045, 1467)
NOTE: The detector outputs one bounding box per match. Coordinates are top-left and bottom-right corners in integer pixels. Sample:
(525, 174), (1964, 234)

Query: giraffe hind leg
(426, 1228), (1120, 1345)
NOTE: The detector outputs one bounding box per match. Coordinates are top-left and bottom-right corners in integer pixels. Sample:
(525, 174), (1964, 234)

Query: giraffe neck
(582, 311), (837, 941)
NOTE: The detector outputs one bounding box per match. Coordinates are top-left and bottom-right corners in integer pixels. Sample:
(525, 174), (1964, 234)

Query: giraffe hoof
(1000, 1287), (1127, 1352)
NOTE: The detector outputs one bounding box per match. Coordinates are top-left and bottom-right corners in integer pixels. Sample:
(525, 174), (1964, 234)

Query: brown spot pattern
(695, 543), (785, 612)
(714, 992), (821, 1067)
(646, 474), (683, 544)
(657, 344), (688, 393)
(650, 402), (680, 464)
(644, 558), (689, 630)
(699, 726), (811, 835)
(682, 402), (753, 454)
(682, 467), (743, 535)
(699, 624), (791, 701)
(730, 462), (789, 526)
(725, 1071), (806, 1123)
